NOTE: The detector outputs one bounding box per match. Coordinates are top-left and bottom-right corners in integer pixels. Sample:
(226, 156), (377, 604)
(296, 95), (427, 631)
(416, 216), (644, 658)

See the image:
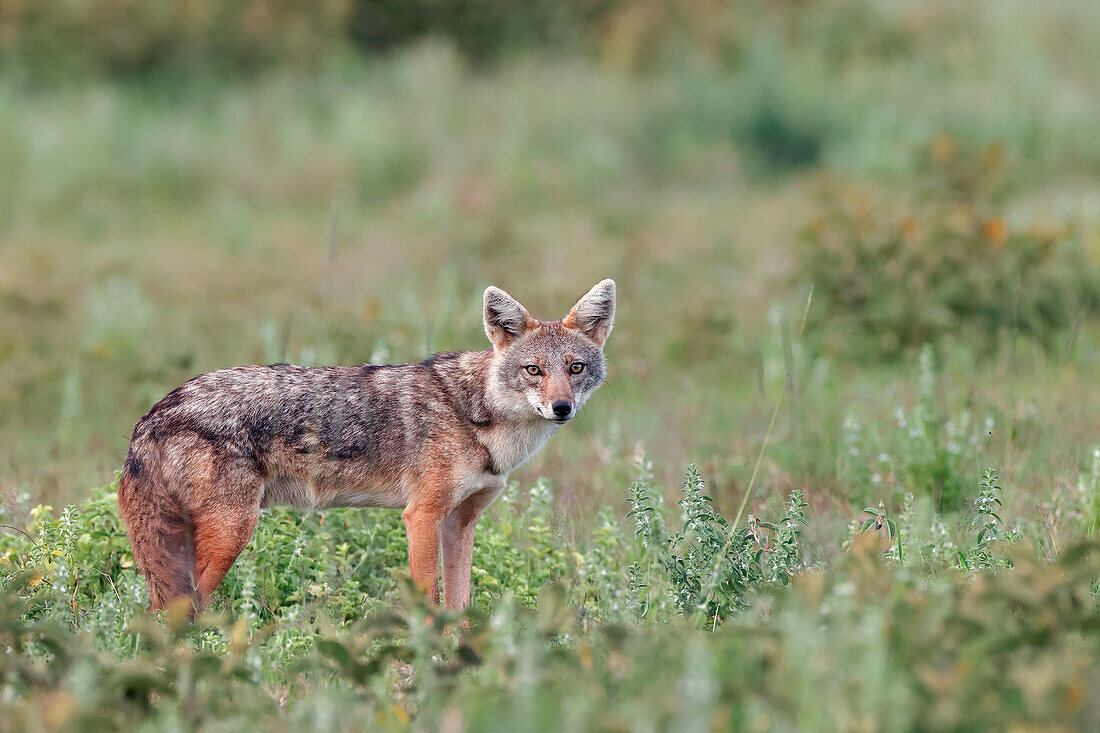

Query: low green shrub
(625, 466), (809, 624)
(0, 0), (619, 79)
(5, 456), (1099, 730)
(0, 465), (807, 629)
(800, 139), (1099, 359)
(0, 476), (578, 629)
(3, 507), (1098, 731)
(350, 0), (615, 64)
(838, 345), (993, 511)
(0, 0), (352, 80)
(857, 467), (1021, 574)
(1079, 448), (1100, 537)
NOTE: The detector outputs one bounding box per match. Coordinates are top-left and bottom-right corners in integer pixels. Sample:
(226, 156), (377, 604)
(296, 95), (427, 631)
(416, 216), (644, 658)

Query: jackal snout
(538, 370), (577, 422)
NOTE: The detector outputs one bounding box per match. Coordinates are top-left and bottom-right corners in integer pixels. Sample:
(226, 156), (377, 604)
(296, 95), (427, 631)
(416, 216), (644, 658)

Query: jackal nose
(552, 400), (573, 419)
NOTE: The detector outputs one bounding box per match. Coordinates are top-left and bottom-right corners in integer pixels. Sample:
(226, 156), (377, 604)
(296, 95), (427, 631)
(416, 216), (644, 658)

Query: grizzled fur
(118, 280), (615, 612)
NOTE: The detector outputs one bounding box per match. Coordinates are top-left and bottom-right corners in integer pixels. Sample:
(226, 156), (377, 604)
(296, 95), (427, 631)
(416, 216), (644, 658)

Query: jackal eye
(570, 362), (585, 374)
(525, 365), (542, 376)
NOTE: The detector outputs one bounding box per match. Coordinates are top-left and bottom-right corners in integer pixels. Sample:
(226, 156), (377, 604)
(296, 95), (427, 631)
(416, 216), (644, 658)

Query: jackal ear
(563, 279), (616, 346)
(484, 286), (536, 350)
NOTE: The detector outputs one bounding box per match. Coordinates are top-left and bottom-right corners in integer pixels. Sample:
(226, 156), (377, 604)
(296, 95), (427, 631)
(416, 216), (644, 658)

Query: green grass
(3, 0), (1100, 729)
(3, 460), (1099, 729)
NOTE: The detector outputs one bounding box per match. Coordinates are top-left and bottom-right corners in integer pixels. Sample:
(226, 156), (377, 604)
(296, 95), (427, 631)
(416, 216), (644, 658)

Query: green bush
(349, 0), (615, 64)
(838, 345), (994, 511)
(0, 466), (807, 629)
(5, 452), (1100, 730)
(0, 0), (353, 80)
(0, 0), (619, 79)
(800, 139), (1100, 359)
(626, 466), (808, 623)
(3, 487), (1098, 730)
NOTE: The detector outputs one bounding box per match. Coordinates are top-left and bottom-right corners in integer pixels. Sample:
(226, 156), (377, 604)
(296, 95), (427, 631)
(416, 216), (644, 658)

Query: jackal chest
(478, 419), (559, 477)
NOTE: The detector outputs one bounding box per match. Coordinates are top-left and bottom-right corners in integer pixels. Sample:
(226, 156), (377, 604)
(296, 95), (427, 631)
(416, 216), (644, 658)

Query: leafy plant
(4, 506), (1100, 731)
(800, 138), (1099, 359)
(839, 345), (992, 511)
(1077, 448), (1100, 537)
(860, 501), (898, 541)
(625, 465), (810, 625)
(958, 468), (1007, 571)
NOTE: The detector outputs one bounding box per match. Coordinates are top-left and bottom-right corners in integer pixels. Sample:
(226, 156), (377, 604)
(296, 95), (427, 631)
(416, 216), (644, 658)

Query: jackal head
(483, 279), (615, 424)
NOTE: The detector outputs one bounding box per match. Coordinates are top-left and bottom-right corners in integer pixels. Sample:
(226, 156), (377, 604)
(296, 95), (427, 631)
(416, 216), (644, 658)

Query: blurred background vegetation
(2, 0), (1099, 531)
(3, 2), (1100, 730)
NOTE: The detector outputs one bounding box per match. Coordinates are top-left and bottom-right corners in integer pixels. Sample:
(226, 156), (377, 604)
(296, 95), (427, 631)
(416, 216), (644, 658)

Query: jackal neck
(421, 349), (497, 426)
(422, 348), (557, 476)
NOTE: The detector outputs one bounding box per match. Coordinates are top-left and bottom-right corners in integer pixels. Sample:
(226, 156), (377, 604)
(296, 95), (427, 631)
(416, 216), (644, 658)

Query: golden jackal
(118, 280), (615, 611)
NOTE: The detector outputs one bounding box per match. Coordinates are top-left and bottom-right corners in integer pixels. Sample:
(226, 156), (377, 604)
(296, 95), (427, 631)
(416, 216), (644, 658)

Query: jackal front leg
(402, 502), (447, 604)
(441, 487), (498, 609)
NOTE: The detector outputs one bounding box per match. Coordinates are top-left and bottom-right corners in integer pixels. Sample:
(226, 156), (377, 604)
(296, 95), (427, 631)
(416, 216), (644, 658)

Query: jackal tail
(118, 446), (195, 610)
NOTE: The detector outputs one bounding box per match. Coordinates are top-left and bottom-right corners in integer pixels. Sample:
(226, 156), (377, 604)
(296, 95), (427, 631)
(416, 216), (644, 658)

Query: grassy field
(2, 1), (1100, 729)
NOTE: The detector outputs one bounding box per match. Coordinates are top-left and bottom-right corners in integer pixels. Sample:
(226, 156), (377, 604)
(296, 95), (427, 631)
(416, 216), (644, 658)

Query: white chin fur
(526, 391), (551, 420)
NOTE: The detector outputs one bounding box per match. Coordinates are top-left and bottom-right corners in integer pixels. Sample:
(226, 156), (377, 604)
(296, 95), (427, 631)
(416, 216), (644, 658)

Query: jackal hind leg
(190, 467), (264, 611)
